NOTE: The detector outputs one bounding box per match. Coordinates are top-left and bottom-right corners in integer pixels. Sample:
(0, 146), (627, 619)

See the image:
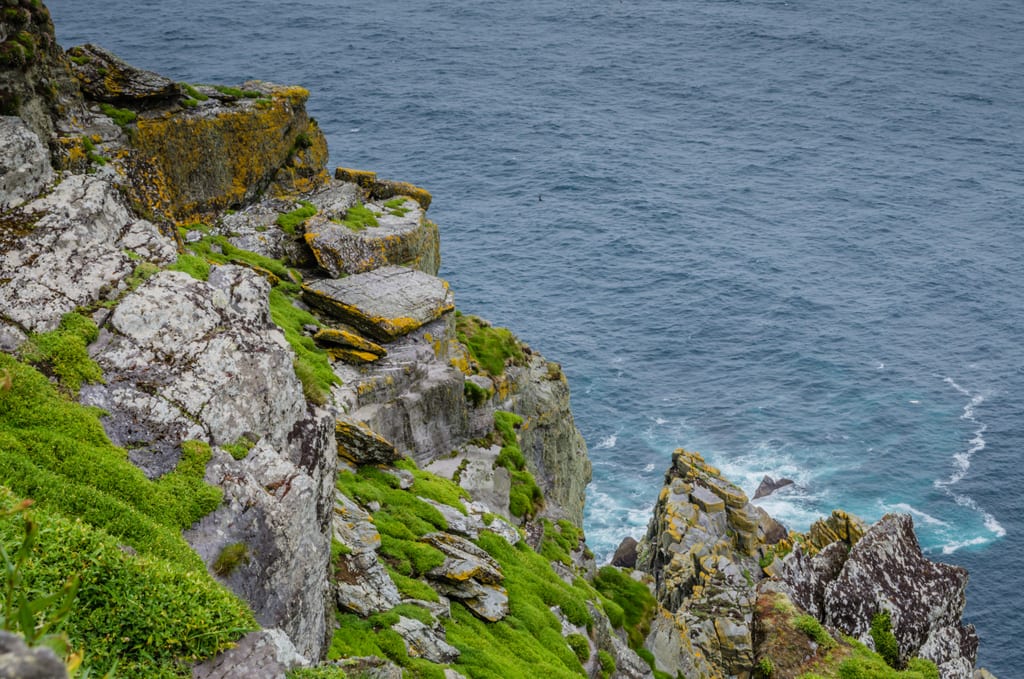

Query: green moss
(494, 411), (523, 447)
(268, 287), (337, 405)
(339, 202), (379, 232)
(221, 435), (256, 460)
(276, 201), (317, 235)
(69, 54), (90, 65)
(181, 98), (199, 108)
(539, 519), (582, 567)
(167, 253), (211, 280)
(592, 566), (657, 650)
(0, 490), (253, 677)
(18, 312), (103, 396)
(758, 656), (775, 677)
(212, 85), (262, 98)
(464, 379), (490, 407)
(870, 611), (900, 669)
(597, 650), (616, 679)
(456, 313), (526, 377)
(384, 197), (412, 217)
(492, 412), (543, 519)
(212, 542), (249, 576)
(80, 135), (107, 165)
(793, 614), (836, 650)
(327, 610), (447, 679)
(287, 668), (347, 679)
(387, 566), (440, 603)
(181, 83), (209, 101)
(565, 633), (589, 663)
(99, 103), (137, 128)
(395, 458), (470, 513)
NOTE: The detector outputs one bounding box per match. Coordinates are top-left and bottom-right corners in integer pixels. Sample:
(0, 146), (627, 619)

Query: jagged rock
(120, 82), (327, 222)
(644, 609), (712, 679)
(753, 475), (794, 499)
(805, 509), (866, 554)
(611, 537), (638, 568)
(333, 491), (381, 553)
(776, 540), (849, 619)
(825, 514), (977, 676)
(426, 444), (512, 519)
(302, 266), (454, 342)
(315, 327), (386, 357)
(333, 316), (478, 465)
(83, 267), (304, 476)
(503, 353), (591, 526)
(0, 630), (68, 679)
(391, 616), (460, 663)
(335, 416), (399, 466)
(306, 179), (361, 216)
(0, 174), (175, 333)
(334, 549), (402, 615)
(334, 167), (433, 209)
(67, 44), (181, 103)
(754, 506), (788, 545)
(304, 196), (440, 277)
(424, 532), (509, 621)
(192, 629), (307, 679)
(0, 116), (53, 210)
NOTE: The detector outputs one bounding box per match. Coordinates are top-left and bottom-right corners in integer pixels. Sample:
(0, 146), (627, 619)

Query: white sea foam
(940, 535), (990, 555)
(643, 463), (656, 472)
(885, 502), (950, 527)
(594, 434), (617, 450)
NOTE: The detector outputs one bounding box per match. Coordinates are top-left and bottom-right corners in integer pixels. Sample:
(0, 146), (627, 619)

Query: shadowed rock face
(780, 513), (978, 678)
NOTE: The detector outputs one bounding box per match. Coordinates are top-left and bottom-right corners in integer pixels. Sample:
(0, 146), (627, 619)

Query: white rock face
(0, 174), (174, 334)
(0, 116), (53, 211)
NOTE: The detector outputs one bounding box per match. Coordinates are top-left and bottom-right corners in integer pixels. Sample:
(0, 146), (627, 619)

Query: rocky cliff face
(0, 5), (995, 679)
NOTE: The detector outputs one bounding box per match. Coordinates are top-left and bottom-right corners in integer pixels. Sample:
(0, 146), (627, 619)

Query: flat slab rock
(302, 266), (454, 342)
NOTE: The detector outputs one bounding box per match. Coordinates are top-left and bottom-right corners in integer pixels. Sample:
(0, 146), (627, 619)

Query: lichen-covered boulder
(66, 43), (181, 104)
(335, 416), (400, 466)
(0, 116), (53, 210)
(192, 629), (307, 679)
(423, 532), (509, 622)
(391, 617), (460, 664)
(302, 266), (454, 342)
(0, 174), (175, 334)
(304, 196), (440, 277)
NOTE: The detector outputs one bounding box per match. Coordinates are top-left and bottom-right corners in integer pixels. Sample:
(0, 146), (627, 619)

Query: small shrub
(757, 656), (775, 677)
(565, 633), (589, 663)
(871, 610), (900, 669)
(212, 542), (249, 576)
(793, 614), (836, 649)
(463, 379), (489, 407)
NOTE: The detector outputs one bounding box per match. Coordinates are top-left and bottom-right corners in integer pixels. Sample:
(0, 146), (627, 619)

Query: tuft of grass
(386, 566), (439, 603)
(870, 611), (900, 669)
(464, 379), (490, 407)
(180, 83), (209, 101)
(18, 313), (103, 396)
(80, 135), (107, 165)
(492, 412), (543, 519)
(566, 633), (589, 663)
(221, 435), (256, 460)
(793, 614), (836, 650)
(212, 542), (249, 576)
(394, 458), (470, 514)
(384, 197), (412, 217)
(212, 85), (262, 98)
(98, 103), (137, 128)
(167, 253), (211, 281)
(592, 566), (657, 650)
(276, 201), (317, 235)
(456, 313), (526, 377)
(338, 203), (379, 232)
(268, 288), (337, 405)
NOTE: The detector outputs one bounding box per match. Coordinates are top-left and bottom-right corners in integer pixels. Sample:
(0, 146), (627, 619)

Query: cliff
(0, 5), (994, 679)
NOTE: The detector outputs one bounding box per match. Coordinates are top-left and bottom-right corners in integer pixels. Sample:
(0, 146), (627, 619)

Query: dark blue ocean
(49, 1), (1023, 673)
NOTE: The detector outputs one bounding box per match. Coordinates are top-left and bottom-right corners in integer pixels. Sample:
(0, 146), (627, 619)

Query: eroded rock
(0, 116), (53, 210)
(192, 629), (307, 679)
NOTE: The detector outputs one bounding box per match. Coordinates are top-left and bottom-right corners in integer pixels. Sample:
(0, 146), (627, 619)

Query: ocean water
(49, 0), (1023, 673)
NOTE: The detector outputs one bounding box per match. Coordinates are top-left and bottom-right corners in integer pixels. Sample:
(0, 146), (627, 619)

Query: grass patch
(384, 197), (412, 217)
(80, 135), (107, 165)
(539, 519), (582, 567)
(221, 435), (256, 460)
(212, 85), (262, 98)
(395, 458), (470, 514)
(492, 412), (543, 519)
(387, 566), (440, 603)
(213, 542), (250, 576)
(276, 201), (317, 235)
(167, 253), (211, 281)
(794, 614), (836, 649)
(268, 287), (337, 405)
(328, 610), (447, 679)
(456, 312), (526, 377)
(870, 611), (900, 669)
(18, 312), (103, 396)
(99, 103), (137, 128)
(181, 83), (209, 101)
(338, 202), (379, 232)
(592, 566), (657, 650)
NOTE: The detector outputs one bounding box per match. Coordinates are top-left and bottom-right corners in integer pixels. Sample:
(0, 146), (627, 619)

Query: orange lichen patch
(269, 119), (330, 199)
(335, 167), (378, 190)
(326, 348), (382, 365)
(314, 328), (386, 357)
(123, 91), (321, 223)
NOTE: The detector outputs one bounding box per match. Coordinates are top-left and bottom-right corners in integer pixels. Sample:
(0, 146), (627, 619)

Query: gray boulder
(391, 617), (459, 664)
(423, 532), (509, 621)
(0, 631), (67, 679)
(192, 629), (307, 679)
(0, 116), (53, 211)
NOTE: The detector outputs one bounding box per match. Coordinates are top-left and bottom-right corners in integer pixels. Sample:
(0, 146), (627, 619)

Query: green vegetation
(394, 459), (471, 513)
(338, 202), (379, 232)
(387, 566), (440, 603)
(221, 435), (257, 460)
(329, 609), (446, 679)
(565, 633), (589, 663)
(80, 135), (107, 166)
(758, 656), (775, 677)
(793, 614), (836, 649)
(492, 412), (544, 519)
(597, 650), (616, 679)
(276, 201), (317, 234)
(384, 197), (412, 217)
(99, 103), (137, 128)
(167, 253), (211, 280)
(180, 83), (209, 101)
(268, 287), (337, 405)
(69, 54), (90, 66)
(456, 312), (526, 377)
(18, 313), (103, 396)
(213, 542), (250, 576)
(181, 98), (199, 108)
(213, 85), (262, 99)
(464, 379), (490, 407)
(870, 611), (900, 669)
(539, 519), (582, 567)
(592, 566), (657, 650)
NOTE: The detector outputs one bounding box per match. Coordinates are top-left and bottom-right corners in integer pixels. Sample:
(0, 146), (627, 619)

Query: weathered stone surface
(0, 116), (53, 210)
(83, 268), (304, 476)
(67, 44), (181, 104)
(328, 656), (402, 679)
(334, 167), (433, 209)
(333, 317), (477, 465)
(502, 353), (591, 526)
(315, 327), (386, 357)
(0, 630), (68, 679)
(0, 174), (175, 333)
(426, 444), (512, 519)
(391, 617), (460, 664)
(689, 485), (725, 513)
(753, 475), (795, 499)
(216, 199), (318, 268)
(333, 491), (380, 553)
(823, 514), (977, 675)
(611, 537), (639, 568)
(335, 416), (399, 466)
(303, 266), (454, 342)
(424, 532), (509, 621)
(643, 610), (712, 679)
(304, 196), (440, 277)
(122, 82), (326, 222)
(334, 549), (402, 616)
(192, 629), (307, 679)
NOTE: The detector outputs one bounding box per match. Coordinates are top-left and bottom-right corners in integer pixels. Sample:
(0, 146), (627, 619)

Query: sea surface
(49, 0), (1023, 673)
